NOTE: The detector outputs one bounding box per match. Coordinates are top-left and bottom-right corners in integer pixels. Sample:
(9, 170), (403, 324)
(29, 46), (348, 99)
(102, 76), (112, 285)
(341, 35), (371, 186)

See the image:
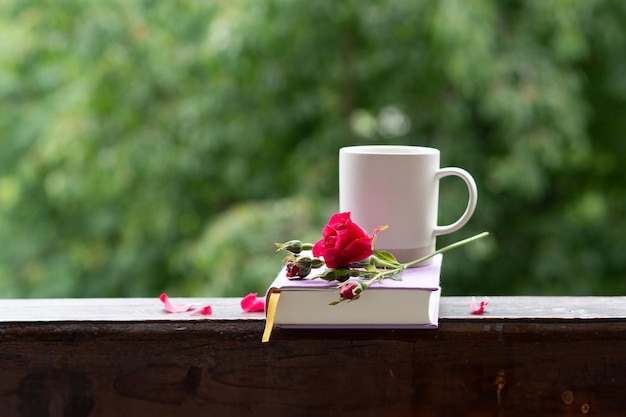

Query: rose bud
(286, 263), (307, 279)
(275, 240), (313, 254)
(339, 281), (364, 300)
(311, 258), (325, 269)
(286, 256), (312, 279)
(316, 268), (353, 282)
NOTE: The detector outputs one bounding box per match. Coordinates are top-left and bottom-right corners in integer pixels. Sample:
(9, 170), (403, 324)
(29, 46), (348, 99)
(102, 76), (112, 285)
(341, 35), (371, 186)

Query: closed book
(262, 254), (442, 340)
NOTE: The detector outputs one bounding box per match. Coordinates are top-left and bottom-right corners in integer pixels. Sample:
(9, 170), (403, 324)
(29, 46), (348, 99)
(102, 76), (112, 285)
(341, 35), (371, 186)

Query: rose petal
(190, 305), (213, 315)
(159, 293), (200, 313)
(470, 296), (489, 315)
(241, 293), (265, 312)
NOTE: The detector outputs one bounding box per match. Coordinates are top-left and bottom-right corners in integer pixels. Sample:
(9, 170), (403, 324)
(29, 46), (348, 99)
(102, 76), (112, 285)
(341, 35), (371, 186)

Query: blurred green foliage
(1, 0), (625, 298)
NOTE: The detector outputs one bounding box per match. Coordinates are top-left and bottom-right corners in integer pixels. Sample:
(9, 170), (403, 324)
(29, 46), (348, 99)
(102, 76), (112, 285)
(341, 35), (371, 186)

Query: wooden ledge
(0, 296), (623, 322)
(0, 297), (624, 416)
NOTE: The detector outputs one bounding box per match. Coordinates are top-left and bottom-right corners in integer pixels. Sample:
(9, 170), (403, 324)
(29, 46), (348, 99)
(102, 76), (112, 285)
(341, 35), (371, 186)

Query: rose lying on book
(275, 212), (489, 305)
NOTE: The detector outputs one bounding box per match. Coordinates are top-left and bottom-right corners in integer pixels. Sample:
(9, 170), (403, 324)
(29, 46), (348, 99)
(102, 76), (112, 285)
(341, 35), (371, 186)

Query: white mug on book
(339, 145), (478, 264)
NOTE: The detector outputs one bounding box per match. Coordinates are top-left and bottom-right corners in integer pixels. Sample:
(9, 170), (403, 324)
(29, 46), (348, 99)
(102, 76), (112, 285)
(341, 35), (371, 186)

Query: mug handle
(433, 167), (478, 237)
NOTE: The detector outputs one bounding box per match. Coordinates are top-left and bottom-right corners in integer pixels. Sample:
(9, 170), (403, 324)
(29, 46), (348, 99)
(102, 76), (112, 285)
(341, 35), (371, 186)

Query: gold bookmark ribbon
(262, 290), (281, 343)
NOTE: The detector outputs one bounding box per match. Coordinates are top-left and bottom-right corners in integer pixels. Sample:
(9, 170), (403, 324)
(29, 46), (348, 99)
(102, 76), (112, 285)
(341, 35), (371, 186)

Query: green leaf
(373, 250), (400, 265)
(387, 272), (403, 281)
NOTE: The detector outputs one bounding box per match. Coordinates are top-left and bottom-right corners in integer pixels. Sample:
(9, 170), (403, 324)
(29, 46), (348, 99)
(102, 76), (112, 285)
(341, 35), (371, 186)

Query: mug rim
(340, 145), (439, 155)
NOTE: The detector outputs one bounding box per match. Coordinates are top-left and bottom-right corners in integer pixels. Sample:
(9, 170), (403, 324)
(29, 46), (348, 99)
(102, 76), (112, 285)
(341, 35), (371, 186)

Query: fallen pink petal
(190, 305), (213, 315)
(470, 297), (489, 315)
(159, 293), (200, 313)
(241, 292), (265, 312)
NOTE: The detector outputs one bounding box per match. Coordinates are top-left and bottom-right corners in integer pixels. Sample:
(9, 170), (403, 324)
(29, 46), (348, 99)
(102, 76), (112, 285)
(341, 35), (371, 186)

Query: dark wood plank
(0, 297), (624, 417)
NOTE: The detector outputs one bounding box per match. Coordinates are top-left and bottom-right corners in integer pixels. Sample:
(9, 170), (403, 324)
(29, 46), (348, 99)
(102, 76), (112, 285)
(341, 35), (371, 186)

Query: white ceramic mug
(339, 145), (478, 264)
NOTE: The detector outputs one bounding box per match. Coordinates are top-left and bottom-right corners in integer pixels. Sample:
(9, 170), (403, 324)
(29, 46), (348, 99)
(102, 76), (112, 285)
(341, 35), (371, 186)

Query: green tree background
(1, 0), (625, 298)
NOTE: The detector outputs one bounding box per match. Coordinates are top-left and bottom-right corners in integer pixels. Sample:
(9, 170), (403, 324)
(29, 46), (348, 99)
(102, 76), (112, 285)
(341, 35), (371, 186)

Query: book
(262, 254), (443, 342)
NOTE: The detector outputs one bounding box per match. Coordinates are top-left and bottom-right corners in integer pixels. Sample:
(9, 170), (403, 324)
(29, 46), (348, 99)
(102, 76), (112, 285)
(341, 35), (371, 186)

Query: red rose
(312, 212), (375, 269)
